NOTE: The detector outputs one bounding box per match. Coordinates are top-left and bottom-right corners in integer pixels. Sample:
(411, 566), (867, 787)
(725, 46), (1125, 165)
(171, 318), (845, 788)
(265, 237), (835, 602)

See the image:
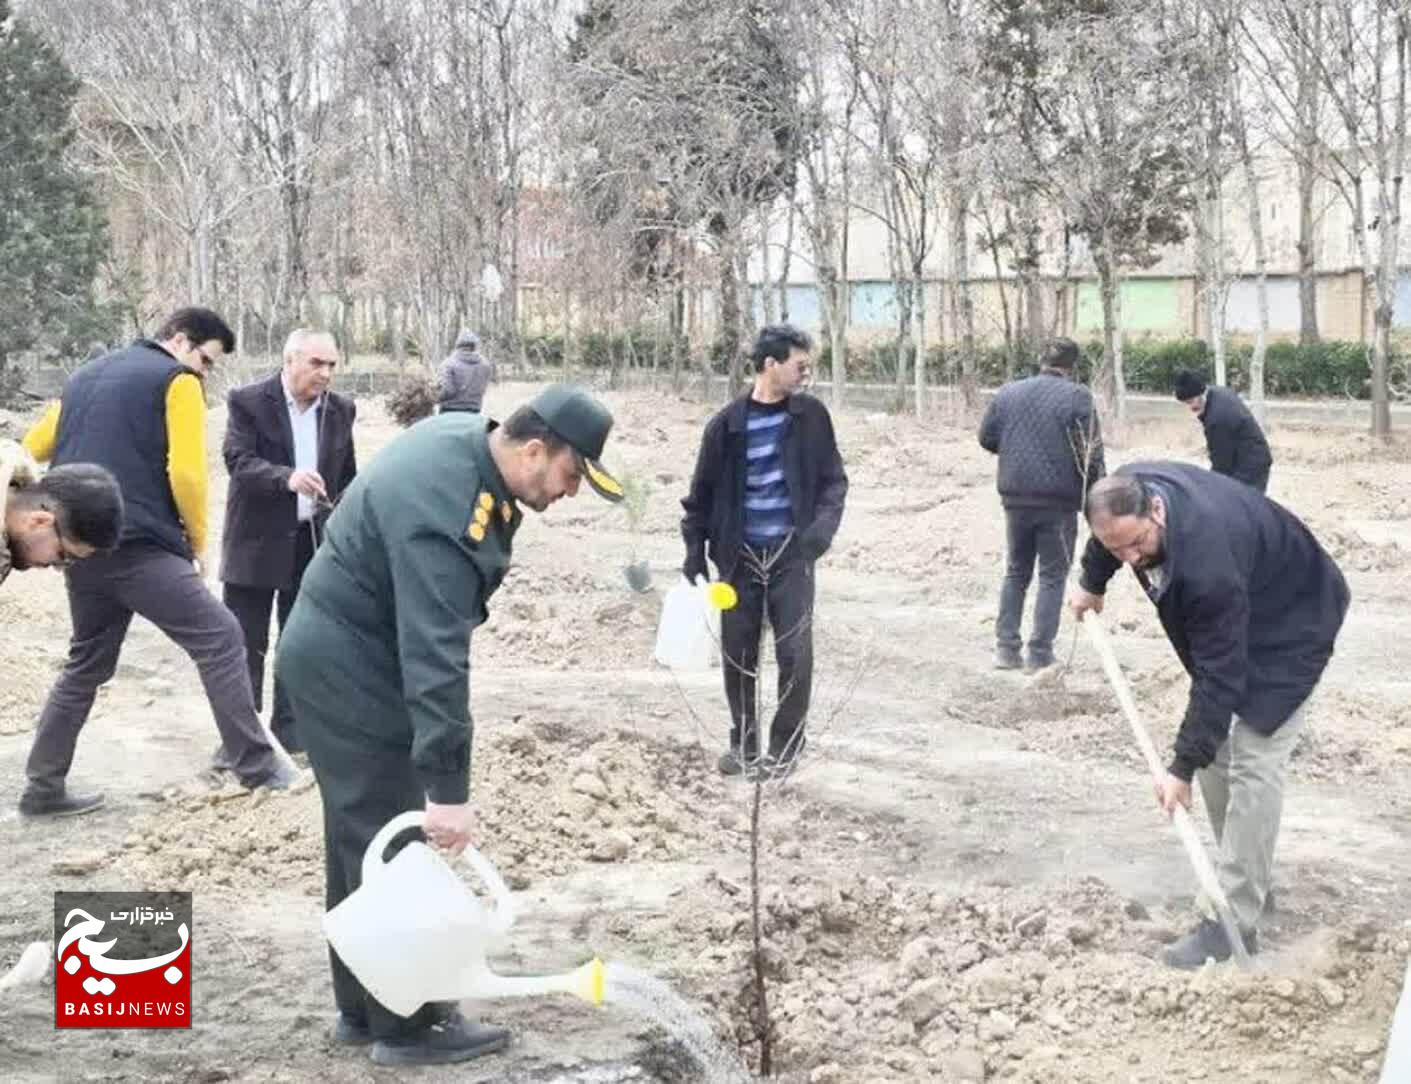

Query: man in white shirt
(219, 330), (358, 755)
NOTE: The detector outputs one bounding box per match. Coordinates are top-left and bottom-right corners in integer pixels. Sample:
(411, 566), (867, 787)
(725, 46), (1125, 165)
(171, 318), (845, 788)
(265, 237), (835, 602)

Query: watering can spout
(463, 957), (606, 1006)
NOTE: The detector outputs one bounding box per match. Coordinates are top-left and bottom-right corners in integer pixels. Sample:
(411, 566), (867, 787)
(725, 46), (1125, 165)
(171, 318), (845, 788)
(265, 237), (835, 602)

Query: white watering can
(653, 575), (719, 671)
(323, 811), (604, 1018)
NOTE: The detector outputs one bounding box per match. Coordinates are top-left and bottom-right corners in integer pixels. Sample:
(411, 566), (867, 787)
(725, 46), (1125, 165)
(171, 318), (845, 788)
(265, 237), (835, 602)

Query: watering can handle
(362, 811), (517, 935)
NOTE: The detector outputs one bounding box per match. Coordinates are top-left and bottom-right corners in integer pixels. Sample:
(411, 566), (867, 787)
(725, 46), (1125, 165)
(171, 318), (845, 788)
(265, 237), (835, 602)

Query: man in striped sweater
(681, 325), (849, 778)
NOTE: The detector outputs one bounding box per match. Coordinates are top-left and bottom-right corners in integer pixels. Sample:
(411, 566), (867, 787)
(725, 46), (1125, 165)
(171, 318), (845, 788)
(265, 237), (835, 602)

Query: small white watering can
(653, 575), (720, 671)
(323, 811), (604, 1018)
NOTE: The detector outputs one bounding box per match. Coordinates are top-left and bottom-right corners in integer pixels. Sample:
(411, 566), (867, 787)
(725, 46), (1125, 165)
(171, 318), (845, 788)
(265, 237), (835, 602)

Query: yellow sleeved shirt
(20, 375), (209, 558)
(165, 374), (208, 558)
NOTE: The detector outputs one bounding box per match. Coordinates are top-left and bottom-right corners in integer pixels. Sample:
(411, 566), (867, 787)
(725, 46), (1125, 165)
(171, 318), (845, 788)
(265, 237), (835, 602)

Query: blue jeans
(996, 507), (1078, 664)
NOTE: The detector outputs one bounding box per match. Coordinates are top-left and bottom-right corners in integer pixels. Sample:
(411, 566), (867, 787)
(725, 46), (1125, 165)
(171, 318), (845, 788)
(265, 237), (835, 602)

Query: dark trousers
(222, 529), (315, 748)
(996, 507), (1078, 664)
(720, 541), (816, 760)
(279, 605), (445, 1040)
(25, 543), (279, 791)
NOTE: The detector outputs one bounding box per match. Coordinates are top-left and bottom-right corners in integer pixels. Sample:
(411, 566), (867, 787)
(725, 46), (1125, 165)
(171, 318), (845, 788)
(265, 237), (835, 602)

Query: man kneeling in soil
(1070, 466), (1348, 968)
(277, 386), (623, 1066)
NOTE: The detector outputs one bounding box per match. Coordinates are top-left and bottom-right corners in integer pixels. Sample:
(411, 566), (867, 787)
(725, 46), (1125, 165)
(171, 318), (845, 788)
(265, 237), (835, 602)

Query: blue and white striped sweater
(743, 403), (793, 545)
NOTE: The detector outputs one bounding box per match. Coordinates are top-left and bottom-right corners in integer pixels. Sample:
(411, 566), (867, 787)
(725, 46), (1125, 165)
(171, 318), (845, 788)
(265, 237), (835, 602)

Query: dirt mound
(110, 723), (742, 895)
(1322, 526), (1409, 572)
(658, 873), (1405, 1082)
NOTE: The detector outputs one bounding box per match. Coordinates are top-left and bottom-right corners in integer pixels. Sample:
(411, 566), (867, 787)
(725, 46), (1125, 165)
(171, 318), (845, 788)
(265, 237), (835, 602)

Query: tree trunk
(1296, 152), (1320, 345)
(779, 198), (795, 322)
(760, 226), (777, 325)
(953, 192), (977, 409)
(1296, 10), (1322, 346)
(1203, 182), (1229, 387)
(715, 222), (743, 401)
(894, 278), (913, 406)
(1093, 245), (1126, 422)
(1238, 118), (1270, 421)
(911, 261), (927, 417)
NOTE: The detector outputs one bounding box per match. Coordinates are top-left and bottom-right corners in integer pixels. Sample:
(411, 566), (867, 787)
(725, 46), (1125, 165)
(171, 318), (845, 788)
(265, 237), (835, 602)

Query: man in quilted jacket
(979, 339), (1105, 671)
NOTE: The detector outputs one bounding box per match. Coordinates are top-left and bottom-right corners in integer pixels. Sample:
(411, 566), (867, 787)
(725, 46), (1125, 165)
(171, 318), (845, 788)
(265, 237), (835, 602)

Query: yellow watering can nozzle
(574, 957), (606, 1006)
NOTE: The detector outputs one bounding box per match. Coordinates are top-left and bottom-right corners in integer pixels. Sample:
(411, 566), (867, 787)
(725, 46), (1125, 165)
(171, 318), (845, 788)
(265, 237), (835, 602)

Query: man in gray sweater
(437, 332), (493, 414)
(979, 338), (1105, 671)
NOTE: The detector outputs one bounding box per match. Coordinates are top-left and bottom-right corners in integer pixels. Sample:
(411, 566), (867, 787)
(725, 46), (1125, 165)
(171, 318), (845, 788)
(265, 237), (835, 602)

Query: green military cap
(529, 384), (623, 502)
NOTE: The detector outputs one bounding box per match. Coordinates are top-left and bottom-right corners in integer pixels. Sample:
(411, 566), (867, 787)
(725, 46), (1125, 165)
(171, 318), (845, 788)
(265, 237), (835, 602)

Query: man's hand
(682, 554), (708, 585)
(1155, 773), (1193, 819)
(1068, 587), (1105, 618)
(287, 469), (327, 500)
(423, 800), (475, 855)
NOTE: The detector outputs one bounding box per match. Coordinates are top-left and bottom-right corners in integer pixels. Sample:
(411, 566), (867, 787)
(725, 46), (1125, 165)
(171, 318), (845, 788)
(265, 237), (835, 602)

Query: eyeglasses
(193, 347), (215, 371)
(50, 523), (76, 569)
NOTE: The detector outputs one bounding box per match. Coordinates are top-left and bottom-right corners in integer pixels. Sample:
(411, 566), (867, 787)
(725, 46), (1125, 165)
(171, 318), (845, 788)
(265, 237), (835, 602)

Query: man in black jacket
(1070, 463), (1349, 968)
(220, 329), (357, 754)
(1173, 371), (1272, 492)
(979, 338), (1104, 671)
(681, 324), (848, 778)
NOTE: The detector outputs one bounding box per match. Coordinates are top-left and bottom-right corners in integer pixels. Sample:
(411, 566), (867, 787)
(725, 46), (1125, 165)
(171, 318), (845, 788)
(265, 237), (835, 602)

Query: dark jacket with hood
(437, 334), (493, 413)
(1200, 386), (1272, 492)
(681, 392), (848, 578)
(979, 370), (1105, 511)
(1079, 461), (1349, 782)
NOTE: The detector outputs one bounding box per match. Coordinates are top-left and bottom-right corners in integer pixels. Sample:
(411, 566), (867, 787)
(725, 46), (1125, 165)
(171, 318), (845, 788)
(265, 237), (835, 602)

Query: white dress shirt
(282, 375), (320, 522)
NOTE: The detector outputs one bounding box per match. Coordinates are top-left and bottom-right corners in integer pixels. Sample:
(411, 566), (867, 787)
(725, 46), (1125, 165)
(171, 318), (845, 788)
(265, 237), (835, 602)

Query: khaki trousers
(1196, 703), (1309, 931)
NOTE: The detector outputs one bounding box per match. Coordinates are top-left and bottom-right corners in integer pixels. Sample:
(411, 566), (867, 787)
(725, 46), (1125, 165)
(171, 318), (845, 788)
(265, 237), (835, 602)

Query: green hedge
(503, 331), (1378, 399)
(816, 337), (1377, 399)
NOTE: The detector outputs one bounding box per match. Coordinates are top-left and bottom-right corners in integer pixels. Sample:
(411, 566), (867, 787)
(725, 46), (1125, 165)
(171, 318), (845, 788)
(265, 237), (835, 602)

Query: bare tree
(1289, 0), (1405, 435)
(791, 3), (860, 409)
(37, 0), (270, 314)
(836, 0), (944, 416)
(1010, 0), (1195, 421)
(568, 1), (802, 399)
(1240, 0), (1330, 347)
(207, 0), (347, 335)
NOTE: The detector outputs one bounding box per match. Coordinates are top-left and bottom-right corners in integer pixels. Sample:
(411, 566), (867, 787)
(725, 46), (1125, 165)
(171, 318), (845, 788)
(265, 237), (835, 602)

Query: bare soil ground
(1, 382), (1409, 1083)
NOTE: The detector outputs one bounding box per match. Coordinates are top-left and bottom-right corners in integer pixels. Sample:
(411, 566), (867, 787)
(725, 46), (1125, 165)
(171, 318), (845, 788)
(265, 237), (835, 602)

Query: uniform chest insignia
(478, 492), (495, 512)
(467, 521), (487, 543)
(500, 500), (514, 524)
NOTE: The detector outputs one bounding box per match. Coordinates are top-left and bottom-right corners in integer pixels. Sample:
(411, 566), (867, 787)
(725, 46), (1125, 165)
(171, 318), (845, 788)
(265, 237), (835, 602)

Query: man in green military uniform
(277, 385), (622, 1067)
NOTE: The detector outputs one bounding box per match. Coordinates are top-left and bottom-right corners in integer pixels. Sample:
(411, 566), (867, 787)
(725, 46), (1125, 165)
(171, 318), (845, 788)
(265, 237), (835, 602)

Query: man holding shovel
(277, 385), (622, 1066)
(1069, 465), (1349, 968)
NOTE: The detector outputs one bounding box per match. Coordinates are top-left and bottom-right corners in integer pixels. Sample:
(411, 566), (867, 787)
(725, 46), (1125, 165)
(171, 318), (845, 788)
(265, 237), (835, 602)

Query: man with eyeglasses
(19, 307), (298, 817)
(1, 442), (123, 585)
(219, 329), (357, 757)
(1069, 465), (1348, 969)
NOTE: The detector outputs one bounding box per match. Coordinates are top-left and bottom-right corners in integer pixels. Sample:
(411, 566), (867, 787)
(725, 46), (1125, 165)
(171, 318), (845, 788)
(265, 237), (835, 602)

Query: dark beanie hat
(1173, 370), (1207, 401)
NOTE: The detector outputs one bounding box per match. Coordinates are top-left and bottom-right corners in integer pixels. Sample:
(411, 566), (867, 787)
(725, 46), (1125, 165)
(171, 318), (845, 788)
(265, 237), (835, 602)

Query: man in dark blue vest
(19, 307), (296, 817)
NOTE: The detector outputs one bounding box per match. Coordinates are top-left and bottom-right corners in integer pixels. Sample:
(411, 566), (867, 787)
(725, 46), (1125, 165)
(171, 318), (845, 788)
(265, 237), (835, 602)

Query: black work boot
(717, 748), (759, 777)
(993, 647), (1023, 670)
(370, 1011), (510, 1067)
(18, 785), (105, 818)
(1163, 918), (1258, 970)
(332, 1012), (372, 1045)
(241, 758), (301, 791)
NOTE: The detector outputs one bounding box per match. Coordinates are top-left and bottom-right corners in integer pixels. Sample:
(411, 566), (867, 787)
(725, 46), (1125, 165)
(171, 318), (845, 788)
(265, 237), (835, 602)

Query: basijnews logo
(54, 891), (192, 1029)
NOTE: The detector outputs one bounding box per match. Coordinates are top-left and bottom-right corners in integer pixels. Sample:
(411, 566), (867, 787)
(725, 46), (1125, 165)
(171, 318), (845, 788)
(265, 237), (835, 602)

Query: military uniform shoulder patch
(467, 490), (498, 544)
